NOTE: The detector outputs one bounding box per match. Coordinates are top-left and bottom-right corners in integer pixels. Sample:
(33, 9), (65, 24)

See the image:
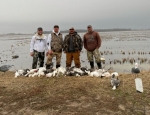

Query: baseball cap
(87, 25), (92, 28)
(69, 27), (74, 30)
(37, 27), (43, 31)
(54, 25), (59, 28)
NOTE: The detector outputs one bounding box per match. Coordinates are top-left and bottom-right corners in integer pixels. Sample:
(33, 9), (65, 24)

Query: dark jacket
(63, 32), (83, 52)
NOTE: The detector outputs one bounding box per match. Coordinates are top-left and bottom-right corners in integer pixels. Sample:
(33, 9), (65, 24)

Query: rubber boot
(97, 62), (102, 69)
(56, 64), (60, 68)
(46, 64), (50, 69)
(90, 62), (94, 69)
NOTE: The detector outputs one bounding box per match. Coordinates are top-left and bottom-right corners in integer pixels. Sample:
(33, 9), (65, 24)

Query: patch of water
(0, 30), (150, 73)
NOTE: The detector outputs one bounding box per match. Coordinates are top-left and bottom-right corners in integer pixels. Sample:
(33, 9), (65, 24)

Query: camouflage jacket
(63, 32), (83, 52)
(50, 33), (63, 52)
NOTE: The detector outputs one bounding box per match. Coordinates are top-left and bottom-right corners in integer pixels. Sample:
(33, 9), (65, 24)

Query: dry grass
(0, 71), (150, 115)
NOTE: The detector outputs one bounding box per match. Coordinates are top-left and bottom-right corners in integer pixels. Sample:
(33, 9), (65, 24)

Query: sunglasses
(87, 27), (91, 28)
(70, 29), (74, 30)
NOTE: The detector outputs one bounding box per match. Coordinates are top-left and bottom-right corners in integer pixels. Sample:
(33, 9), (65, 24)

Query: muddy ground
(0, 71), (150, 115)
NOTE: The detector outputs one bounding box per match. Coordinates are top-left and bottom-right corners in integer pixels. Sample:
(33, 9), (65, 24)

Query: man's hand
(48, 50), (53, 55)
(30, 52), (34, 57)
(46, 52), (49, 56)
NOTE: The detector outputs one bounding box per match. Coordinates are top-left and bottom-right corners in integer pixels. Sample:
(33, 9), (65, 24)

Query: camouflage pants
(87, 48), (101, 63)
(46, 52), (62, 65)
(32, 50), (45, 69)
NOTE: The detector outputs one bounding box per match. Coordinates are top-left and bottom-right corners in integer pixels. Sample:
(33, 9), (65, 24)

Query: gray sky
(0, 0), (150, 34)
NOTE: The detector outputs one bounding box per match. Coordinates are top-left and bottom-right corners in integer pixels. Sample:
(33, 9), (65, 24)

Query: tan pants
(66, 52), (81, 68)
(46, 52), (62, 65)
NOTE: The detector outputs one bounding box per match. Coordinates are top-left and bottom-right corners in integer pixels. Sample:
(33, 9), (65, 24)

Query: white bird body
(53, 69), (58, 77)
(38, 71), (45, 77)
(38, 67), (46, 72)
(46, 72), (53, 77)
(15, 71), (20, 78)
(57, 67), (66, 75)
(101, 71), (111, 77)
(85, 70), (90, 75)
(76, 73), (80, 77)
(89, 71), (99, 77)
(28, 74), (33, 77)
(25, 69), (38, 77)
(32, 72), (38, 77)
(17, 69), (24, 76)
(73, 68), (84, 75)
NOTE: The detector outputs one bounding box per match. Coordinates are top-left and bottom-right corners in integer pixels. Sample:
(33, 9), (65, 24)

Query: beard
(38, 33), (42, 35)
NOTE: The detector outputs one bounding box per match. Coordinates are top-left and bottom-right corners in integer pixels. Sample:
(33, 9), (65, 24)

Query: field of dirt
(0, 71), (150, 115)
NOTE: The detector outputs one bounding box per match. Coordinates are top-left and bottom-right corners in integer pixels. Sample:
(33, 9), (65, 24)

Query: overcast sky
(0, 0), (150, 34)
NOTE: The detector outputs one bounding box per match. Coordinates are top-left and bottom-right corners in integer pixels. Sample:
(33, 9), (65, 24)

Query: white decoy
(111, 72), (119, 77)
(111, 74), (120, 90)
(0, 65), (14, 73)
(131, 63), (140, 78)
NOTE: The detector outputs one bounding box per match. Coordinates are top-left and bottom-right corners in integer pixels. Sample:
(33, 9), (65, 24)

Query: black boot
(56, 64), (60, 68)
(97, 62), (102, 69)
(46, 64), (50, 69)
(90, 62), (94, 69)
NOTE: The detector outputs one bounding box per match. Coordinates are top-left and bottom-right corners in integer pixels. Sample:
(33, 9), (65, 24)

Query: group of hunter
(30, 25), (102, 70)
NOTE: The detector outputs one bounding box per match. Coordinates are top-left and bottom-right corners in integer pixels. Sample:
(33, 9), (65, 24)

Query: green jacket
(63, 32), (83, 52)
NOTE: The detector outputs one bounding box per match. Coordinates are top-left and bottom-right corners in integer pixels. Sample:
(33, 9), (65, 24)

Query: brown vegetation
(0, 71), (150, 115)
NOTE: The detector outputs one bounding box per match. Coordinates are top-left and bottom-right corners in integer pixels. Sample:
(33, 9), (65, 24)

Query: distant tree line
(42, 28), (132, 34)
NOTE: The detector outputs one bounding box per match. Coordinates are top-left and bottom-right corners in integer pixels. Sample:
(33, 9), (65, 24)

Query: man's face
(69, 28), (74, 34)
(38, 30), (43, 35)
(87, 27), (93, 32)
(54, 27), (59, 33)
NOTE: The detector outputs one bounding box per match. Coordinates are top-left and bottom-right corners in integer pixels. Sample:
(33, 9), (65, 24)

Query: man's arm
(96, 32), (101, 48)
(47, 34), (53, 54)
(30, 36), (35, 56)
(83, 35), (87, 50)
(78, 35), (83, 51)
(63, 35), (67, 52)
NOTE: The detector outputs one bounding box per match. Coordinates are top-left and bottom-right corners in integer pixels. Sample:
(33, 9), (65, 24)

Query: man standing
(83, 25), (102, 69)
(63, 27), (83, 68)
(30, 27), (47, 69)
(46, 25), (63, 69)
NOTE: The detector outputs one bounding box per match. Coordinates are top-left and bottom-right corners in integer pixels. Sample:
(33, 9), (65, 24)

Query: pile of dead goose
(14, 66), (120, 90)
